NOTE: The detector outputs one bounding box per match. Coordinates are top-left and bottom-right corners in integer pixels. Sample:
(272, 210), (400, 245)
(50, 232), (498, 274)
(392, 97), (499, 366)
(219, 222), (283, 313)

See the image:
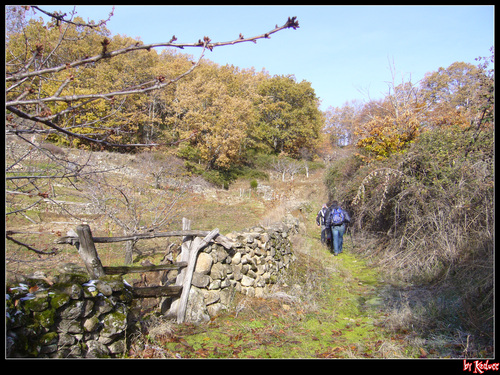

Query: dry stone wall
(6, 264), (133, 358)
(180, 215), (299, 323)
(6, 216), (299, 358)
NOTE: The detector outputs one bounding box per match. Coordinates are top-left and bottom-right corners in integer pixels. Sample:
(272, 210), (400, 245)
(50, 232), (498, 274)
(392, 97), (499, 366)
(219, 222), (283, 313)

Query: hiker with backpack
(325, 200), (351, 256)
(316, 204), (330, 246)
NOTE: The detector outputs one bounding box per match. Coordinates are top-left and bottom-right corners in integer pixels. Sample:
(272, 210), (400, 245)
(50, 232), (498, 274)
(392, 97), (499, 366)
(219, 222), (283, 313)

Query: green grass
(130, 234), (419, 359)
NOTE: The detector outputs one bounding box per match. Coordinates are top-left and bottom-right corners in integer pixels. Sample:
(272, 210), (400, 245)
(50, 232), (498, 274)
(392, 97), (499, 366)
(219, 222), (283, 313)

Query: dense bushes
(324, 125), (494, 338)
(324, 51), (494, 341)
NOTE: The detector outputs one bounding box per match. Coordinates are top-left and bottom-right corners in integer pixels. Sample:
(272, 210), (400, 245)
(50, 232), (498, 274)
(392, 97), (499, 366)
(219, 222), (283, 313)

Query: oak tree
(5, 6), (300, 253)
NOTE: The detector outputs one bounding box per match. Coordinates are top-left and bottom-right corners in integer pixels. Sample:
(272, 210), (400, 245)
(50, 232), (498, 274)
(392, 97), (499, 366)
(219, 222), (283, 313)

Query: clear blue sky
(35, 5), (494, 110)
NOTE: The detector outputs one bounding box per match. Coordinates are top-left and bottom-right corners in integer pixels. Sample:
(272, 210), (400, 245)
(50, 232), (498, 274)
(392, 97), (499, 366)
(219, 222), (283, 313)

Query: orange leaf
(29, 285), (39, 293)
(419, 347), (427, 358)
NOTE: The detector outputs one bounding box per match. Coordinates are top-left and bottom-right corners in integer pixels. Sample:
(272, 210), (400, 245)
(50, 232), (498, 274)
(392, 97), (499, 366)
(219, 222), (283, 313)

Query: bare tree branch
(6, 16), (298, 85)
(30, 5), (115, 31)
(5, 7), (300, 257)
(6, 43), (207, 105)
(6, 16), (298, 148)
(6, 233), (58, 255)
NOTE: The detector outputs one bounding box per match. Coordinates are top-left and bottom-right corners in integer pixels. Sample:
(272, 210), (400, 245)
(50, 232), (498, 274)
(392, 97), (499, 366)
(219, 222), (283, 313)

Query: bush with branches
(324, 52), (494, 339)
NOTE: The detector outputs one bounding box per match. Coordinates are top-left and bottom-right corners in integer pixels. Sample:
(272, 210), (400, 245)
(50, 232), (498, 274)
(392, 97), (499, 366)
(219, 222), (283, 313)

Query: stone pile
(6, 264), (133, 358)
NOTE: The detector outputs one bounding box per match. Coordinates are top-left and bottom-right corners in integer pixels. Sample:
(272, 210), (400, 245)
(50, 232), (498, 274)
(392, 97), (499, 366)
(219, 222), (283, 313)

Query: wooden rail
(57, 229), (232, 248)
(102, 263), (187, 275)
(55, 219), (233, 323)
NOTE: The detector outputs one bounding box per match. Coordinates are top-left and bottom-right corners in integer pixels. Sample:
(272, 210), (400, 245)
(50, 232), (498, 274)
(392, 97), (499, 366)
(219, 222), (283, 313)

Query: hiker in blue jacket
(325, 201), (351, 256)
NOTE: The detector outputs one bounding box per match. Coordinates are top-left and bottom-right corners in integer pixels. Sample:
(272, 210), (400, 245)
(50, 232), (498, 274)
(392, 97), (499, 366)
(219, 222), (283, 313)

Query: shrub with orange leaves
(355, 109), (421, 160)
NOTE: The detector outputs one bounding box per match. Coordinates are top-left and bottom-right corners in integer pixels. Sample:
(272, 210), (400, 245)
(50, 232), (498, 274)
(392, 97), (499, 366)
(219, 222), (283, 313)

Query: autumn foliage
(6, 7), (320, 173)
(325, 57), (493, 162)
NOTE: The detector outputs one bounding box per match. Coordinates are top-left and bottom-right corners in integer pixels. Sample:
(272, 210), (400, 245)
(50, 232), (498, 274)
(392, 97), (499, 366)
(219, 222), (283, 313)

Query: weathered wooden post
(178, 218), (192, 282)
(166, 218), (192, 318)
(76, 224), (105, 279)
(176, 228), (219, 324)
(53, 219), (234, 322)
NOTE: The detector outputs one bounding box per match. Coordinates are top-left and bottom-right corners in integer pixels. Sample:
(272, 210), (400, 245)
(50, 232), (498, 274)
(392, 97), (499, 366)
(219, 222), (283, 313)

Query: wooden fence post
(76, 224), (105, 279)
(166, 218), (192, 318)
(176, 228), (219, 324)
(178, 217), (192, 280)
(55, 219), (233, 322)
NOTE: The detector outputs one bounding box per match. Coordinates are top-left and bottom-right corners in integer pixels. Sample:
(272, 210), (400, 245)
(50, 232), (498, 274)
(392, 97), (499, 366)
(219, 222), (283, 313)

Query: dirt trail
(126, 167), (412, 358)
(134, 166), (472, 359)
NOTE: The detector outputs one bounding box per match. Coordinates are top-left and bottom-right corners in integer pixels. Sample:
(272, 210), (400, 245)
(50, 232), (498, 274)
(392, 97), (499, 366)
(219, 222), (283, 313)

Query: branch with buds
(30, 5), (115, 30)
(6, 13), (299, 149)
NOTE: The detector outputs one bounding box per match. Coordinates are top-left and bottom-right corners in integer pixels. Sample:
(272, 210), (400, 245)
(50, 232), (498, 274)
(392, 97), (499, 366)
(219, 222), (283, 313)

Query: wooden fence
(56, 218), (233, 324)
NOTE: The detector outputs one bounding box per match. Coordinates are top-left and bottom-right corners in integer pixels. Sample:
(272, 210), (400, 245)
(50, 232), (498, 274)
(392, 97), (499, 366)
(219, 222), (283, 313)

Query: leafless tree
(271, 156), (303, 182)
(134, 151), (185, 189)
(84, 171), (186, 264)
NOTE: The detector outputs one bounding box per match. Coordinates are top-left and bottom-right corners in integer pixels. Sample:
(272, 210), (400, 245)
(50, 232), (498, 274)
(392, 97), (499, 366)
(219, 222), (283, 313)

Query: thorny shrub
(324, 126), (494, 340)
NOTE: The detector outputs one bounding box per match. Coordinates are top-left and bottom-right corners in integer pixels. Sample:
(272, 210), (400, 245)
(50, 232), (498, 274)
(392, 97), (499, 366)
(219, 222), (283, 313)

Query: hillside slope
(6, 147), (491, 359)
(123, 159), (485, 359)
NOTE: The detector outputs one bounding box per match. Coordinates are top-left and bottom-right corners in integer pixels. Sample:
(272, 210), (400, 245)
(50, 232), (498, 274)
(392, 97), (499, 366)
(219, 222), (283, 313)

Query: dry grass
(5, 147), (324, 281)
(322, 132), (494, 359)
(7, 139), (494, 358)
(326, 128), (494, 345)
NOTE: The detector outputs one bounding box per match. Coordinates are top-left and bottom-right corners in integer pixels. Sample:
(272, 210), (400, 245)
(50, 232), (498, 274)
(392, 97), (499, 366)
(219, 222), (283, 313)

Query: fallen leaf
(419, 347), (427, 358)
(29, 285), (39, 293)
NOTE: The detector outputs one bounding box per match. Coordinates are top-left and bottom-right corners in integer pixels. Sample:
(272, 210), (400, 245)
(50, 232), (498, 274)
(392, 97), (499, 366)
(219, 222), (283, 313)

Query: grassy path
(128, 169), (473, 359)
(130, 235), (421, 359)
(127, 169), (427, 359)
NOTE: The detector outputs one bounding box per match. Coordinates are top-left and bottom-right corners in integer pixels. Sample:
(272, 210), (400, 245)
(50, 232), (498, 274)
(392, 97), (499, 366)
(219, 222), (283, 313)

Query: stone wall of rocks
(180, 216), (299, 323)
(6, 264), (134, 358)
(6, 217), (299, 358)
